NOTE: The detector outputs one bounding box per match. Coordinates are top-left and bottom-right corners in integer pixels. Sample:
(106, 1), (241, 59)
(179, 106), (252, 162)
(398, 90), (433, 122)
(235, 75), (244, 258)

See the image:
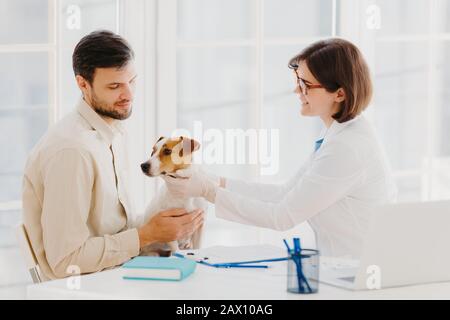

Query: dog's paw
(178, 238), (193, 250)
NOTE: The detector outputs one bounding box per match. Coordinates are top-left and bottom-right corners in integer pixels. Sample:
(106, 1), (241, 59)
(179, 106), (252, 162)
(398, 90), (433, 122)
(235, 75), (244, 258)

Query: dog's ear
(178, 137), (200, 157)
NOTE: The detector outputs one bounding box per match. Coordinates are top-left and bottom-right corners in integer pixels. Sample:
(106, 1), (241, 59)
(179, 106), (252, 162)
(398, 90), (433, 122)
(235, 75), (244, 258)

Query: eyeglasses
(293, 71), (323, 96)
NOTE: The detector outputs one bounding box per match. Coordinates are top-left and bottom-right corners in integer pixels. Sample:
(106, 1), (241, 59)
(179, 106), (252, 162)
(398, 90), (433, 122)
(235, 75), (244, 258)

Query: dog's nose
(140, 162), (150, 173)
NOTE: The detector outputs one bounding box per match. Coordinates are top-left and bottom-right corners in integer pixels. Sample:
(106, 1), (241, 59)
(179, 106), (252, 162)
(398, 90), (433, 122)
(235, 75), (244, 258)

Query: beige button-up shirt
(22, 99), (140, 281)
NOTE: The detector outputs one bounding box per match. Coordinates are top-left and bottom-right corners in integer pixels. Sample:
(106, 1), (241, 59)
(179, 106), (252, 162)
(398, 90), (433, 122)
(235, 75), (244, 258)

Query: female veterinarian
(164, 38), (397, 259)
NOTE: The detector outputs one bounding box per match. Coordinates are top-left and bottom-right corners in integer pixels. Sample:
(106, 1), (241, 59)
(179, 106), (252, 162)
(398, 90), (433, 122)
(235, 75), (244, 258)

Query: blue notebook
(122, 256), (196, 281)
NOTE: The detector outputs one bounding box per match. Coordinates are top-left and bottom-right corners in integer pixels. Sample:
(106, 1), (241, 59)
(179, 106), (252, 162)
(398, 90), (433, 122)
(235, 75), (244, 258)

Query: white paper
(177, 244), (287, 265)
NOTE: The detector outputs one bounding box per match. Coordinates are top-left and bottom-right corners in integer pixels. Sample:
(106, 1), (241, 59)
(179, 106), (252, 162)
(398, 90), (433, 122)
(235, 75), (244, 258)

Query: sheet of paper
(177, 244), (287, 264)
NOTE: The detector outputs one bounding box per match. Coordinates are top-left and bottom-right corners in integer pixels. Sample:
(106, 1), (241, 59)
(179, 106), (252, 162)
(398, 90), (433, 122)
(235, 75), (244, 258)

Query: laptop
(319, 200), (450, 290)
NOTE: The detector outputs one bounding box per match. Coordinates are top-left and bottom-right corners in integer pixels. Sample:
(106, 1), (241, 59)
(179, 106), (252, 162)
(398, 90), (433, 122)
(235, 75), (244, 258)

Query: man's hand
(137, 208), (204, 248)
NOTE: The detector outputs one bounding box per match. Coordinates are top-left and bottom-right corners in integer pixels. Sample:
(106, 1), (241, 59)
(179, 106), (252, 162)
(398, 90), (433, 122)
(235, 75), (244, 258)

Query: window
(370, 0), (450, 201)
(158, 0), (339, 248)
(0, 1), (49, 251)
(156, 0), (450, 248)
(0, 0), (121, 289)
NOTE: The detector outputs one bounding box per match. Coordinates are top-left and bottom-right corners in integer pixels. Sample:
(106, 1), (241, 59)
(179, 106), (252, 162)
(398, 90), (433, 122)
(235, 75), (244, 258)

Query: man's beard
(91, 91), (132, 121)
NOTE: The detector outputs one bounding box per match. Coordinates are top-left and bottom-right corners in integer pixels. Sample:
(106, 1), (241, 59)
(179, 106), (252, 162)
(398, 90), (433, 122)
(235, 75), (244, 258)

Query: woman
(164, 38), (397, 259)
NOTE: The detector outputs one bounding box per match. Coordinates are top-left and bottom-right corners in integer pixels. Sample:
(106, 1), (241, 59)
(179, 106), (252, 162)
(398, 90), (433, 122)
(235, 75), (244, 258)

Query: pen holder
(287, 249), (319, 294)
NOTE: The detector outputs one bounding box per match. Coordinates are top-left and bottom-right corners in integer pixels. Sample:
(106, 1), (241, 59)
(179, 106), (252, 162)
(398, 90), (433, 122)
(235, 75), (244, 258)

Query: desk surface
(27, 260), (450, 300)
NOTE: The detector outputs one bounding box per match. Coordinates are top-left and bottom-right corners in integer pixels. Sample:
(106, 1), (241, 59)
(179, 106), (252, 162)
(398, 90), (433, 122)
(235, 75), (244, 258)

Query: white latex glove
(162, 166), (220, 203)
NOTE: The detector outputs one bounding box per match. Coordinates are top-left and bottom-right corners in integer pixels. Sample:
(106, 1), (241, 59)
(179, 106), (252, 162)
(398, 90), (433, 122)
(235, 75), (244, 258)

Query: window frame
(155, 0), (450, 246)
(0, 0), (158, 216)
(156, 0), (339, 245)
(157, 0), (450, 204)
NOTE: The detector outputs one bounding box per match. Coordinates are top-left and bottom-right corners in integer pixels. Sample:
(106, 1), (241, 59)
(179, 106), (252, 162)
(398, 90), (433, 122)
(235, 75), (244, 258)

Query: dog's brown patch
(158, 137), (200, 175)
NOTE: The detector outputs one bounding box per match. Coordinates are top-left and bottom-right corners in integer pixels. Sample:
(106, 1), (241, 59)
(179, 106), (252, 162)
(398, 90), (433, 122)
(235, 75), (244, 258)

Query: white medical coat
(215, 115), (397, 259)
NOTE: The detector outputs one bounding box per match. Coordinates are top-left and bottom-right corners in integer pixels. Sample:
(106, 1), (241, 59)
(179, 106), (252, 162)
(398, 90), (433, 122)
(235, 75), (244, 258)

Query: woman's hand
(162, 167), (221, 203)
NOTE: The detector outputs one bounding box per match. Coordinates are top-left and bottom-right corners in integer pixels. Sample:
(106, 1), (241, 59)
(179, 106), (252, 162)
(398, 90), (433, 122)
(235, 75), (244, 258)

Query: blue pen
(199, 260), (269, 269)
(283, 239), (292, 252)
(292, 238), (304, 292)
(175, 251), (287, 269)
(225, 257), (289, 265)
(219, 264), (269, 269)
(294, 238), (312, 293)
(285, 238), (301, 290)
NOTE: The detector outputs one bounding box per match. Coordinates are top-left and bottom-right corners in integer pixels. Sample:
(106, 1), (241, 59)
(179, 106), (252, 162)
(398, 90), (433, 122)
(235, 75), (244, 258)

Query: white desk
(27, 259), (450, 300)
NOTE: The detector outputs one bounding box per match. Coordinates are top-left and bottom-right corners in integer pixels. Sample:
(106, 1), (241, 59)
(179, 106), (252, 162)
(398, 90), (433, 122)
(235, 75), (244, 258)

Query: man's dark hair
(72, 30), (134, 84)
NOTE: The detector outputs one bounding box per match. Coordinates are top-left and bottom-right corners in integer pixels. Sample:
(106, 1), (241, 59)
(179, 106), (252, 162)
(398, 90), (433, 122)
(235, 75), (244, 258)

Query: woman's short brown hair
(288, 38), (372, 123)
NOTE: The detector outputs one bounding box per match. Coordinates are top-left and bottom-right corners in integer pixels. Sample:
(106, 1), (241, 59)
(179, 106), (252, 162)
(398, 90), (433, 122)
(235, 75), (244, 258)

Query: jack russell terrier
(139, 136), (207, 256)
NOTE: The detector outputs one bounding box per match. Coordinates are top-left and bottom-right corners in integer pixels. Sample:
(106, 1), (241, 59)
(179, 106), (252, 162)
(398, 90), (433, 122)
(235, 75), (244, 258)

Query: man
(22, 30), (204, 281)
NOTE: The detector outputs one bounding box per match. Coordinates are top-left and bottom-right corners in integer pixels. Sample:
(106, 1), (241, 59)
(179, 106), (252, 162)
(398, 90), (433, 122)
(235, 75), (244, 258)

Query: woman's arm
(214, 141), (364, 231)
(222, 156), (313, 203)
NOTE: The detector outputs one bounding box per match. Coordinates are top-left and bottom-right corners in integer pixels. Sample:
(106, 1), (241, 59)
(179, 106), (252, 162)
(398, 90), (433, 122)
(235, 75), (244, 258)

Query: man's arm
(41, 148), (140, 278)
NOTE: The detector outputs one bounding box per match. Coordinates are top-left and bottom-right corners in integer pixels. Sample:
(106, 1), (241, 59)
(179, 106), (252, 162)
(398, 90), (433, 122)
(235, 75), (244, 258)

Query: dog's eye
(163, 149), (172, 156)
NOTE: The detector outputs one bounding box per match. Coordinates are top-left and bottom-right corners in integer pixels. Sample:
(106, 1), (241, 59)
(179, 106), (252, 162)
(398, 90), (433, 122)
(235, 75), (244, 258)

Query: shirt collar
(318, 115), (362, 141)
(76, 98), (124, 145)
